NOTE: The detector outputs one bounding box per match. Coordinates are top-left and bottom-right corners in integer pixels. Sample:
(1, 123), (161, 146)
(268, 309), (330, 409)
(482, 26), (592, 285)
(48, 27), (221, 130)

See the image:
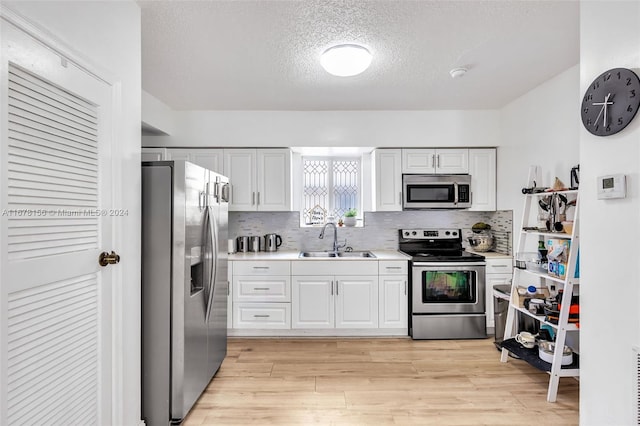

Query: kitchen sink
(298, 251), (376, 258)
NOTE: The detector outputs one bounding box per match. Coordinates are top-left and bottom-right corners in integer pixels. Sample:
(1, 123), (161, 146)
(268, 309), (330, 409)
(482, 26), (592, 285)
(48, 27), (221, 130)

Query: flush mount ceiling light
(320, 44), (372, 77)
(449, 67), (468, 78)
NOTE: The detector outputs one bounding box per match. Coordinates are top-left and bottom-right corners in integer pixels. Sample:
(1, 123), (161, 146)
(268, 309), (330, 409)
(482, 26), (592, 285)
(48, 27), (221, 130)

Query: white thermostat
(597, 174), (626, 199)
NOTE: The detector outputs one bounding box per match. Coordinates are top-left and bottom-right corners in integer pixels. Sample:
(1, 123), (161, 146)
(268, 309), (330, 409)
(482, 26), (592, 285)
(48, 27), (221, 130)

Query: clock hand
(593, 104), (605, 127)
(592, 93), (613, 127)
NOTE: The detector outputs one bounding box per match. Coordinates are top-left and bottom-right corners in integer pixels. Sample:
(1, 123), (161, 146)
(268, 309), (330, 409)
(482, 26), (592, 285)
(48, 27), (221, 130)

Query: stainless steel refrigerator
(141, 161), (229, 425)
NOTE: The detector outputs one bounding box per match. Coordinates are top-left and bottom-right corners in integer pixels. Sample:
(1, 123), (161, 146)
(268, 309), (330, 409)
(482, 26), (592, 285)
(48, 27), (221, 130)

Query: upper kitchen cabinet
(468, 148), (496, 211)
(402, 149), (469, 174)
(224, 149), (292, 211)
(371, 149), (402, 211)
(165, 149), (224, 174)
(141, 147), (167, 162)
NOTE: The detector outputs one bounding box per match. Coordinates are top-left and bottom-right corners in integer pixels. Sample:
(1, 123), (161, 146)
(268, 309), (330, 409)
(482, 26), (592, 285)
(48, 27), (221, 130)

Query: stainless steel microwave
(402, 174), (472, 209)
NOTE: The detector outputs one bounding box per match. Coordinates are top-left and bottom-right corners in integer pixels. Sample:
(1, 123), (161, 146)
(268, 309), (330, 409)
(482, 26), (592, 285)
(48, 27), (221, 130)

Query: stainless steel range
(399, 229), (487, 339)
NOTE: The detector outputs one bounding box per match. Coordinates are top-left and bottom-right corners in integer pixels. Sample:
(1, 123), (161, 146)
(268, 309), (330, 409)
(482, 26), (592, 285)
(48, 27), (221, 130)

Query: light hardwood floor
(185, 337), (579, 425)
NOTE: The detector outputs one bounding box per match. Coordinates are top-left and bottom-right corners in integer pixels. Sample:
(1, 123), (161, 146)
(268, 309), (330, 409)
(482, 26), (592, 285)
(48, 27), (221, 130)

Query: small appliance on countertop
(264, 233), (283, 252)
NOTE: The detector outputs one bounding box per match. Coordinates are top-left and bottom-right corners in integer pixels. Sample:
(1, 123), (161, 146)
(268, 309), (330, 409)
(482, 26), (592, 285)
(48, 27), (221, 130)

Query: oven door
(411, 262), (485, 314)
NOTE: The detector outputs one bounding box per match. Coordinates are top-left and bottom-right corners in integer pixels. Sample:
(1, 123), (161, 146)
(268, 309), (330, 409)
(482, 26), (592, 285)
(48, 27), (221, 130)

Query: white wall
(142, 109), (500, 148)
(499, 65), (580, 239)
(3, 1), (142, 424)
(142, 90), (175, 135)
(580, 2), (640, 425)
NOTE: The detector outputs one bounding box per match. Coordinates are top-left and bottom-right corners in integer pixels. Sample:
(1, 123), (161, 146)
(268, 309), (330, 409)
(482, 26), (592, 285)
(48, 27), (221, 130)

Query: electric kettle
(264, 233), (283, 252)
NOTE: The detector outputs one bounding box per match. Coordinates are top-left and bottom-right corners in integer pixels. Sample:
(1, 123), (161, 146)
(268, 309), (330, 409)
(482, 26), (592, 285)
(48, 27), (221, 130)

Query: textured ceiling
(139, 0), (579, 111)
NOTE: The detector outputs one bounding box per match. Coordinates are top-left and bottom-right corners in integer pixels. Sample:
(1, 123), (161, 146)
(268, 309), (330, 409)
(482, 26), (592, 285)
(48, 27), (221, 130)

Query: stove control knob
(452, 231), (457, 236)
(445, 231), (450, 235)
(411, 231), (417, 236)
(404, 231), (410, 236)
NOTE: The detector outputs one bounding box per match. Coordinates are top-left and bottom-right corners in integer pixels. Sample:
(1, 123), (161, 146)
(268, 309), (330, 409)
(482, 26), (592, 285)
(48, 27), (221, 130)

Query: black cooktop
(398, 228), (486, 263)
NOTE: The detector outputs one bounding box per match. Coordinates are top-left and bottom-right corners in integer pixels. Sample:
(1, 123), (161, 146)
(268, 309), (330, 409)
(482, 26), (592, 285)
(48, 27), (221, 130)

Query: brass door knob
(99, 251), (120, 267)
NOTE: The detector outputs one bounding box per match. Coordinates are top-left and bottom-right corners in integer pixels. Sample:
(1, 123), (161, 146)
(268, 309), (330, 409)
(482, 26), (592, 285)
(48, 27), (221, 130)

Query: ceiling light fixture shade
(449, 67), (468, 78)
(321, 44), (372, 77)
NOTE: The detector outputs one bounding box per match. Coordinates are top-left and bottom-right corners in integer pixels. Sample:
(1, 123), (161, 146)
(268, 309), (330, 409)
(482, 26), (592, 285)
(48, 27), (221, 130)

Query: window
(302, 156), (361, 226)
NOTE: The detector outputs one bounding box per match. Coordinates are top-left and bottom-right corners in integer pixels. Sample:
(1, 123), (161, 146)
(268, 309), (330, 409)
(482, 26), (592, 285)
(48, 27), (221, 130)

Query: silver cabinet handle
(492, 265), (509, 268)
(336, 281), (339, 295)
(436, 154), (440, 168)
(399, 191), (402, 205)
(330, 281), (333, 295)
(257, 192), (260, 205)
(253, 287), (270, 290)
(404, 281), (407, 295)
(253, 314), (270, 318)
(252, 192), (255, 205)
(386, 266), (402, 270)
(253, 266), (269, 269)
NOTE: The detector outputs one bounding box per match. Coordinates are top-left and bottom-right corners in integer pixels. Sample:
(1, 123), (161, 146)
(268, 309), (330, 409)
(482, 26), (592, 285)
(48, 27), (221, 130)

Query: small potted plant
(343, 209), (357, 227)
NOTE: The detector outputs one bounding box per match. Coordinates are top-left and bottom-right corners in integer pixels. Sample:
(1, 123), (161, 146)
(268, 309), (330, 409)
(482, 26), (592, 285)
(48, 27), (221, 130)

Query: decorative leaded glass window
(302, 157), (360, 225)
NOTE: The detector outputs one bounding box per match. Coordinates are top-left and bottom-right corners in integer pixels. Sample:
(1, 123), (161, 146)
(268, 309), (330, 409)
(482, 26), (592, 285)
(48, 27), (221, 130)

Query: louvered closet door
(1, 22), (114, 425)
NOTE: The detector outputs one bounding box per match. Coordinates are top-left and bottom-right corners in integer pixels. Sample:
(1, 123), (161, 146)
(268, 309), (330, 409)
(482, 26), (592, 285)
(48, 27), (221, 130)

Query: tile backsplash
(229, 210), (512, 254)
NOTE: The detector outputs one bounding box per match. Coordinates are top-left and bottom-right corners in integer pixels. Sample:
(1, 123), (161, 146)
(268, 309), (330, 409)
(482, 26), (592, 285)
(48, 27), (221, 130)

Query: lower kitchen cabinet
(230, 260), (292, 329)
(378, 261), (409, 329)
(233, 303), (291, 329)
(485, 257), (513, 330)
(291, 275), (378, 329)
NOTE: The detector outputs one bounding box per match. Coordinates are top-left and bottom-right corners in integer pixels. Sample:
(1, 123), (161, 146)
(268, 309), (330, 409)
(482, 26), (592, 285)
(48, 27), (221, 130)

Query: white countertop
(467, 250), (512, 259)
(228, 250), (411, 261)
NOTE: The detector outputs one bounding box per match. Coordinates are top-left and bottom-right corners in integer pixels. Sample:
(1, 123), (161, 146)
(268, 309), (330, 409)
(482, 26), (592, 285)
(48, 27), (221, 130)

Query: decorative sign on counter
(308, 204), (326, 225)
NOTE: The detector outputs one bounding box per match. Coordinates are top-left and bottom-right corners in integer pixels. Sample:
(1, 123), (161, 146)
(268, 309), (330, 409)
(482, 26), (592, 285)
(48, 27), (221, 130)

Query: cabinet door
(435, 149), (469, 173)
(486, 273), (512, 329)
(141, 147), (166, 161)
(224, 149), (257, 211)
(379, 275), (408, 329)
(373, 149), (402, 211)
(228, 262), (233, 328)
(166, 148), (224, 174)
(257, 149), (291, 211)
(292, 276), (334, 328)
(335, 276), (378, 328)
(402, 149), (436, 173)
(468, 148), (496, 211)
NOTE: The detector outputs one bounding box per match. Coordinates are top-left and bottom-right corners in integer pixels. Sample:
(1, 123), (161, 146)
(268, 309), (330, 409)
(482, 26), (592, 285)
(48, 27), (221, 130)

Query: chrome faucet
(319, 222), (346, 253)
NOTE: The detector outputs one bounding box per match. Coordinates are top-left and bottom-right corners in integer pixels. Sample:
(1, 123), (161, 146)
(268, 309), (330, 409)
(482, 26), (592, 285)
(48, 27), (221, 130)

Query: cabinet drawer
(233, 276), (291, 302)
(233, 303), (291, 329)
(378, 261), (408, 275)
(485, 258), (513, 274)
(233, 261), (290, 276)
(291, 260), (377, 276)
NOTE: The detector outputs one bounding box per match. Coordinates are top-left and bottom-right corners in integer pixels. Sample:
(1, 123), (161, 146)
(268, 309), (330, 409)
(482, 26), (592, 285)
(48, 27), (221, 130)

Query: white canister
(227, 239), (237, 254)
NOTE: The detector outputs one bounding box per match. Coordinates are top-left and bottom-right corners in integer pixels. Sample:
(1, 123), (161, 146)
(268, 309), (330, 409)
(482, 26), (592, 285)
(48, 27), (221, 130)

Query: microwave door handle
(453, 182), (459, 205)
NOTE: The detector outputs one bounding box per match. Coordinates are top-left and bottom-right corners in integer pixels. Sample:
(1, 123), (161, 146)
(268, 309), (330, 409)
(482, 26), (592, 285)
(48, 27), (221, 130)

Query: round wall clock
(581, 67), (640, 136)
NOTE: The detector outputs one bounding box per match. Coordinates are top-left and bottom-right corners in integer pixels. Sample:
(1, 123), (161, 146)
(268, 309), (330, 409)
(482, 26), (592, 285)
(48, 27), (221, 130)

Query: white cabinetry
(165, 148), (223, 174)
(371, 149), (402, 211)
(468, 148), (496, 211)
(231, 261), (291, 329)
(402, 149), (469, 174)
(224, 149), (291, 211)
(378, 261), (408, 329)
(291, 261), (379, 329)
(141, 147), (166, 161)
(484, 257), (512, 330)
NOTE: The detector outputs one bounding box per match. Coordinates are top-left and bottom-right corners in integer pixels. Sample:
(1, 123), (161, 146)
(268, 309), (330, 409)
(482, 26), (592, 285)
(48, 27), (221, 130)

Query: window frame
(300, 155), (362, 227)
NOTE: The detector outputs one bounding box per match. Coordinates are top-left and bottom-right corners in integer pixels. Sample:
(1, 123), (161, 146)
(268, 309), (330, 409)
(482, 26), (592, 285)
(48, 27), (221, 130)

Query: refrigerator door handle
(205, 206), (218, 322)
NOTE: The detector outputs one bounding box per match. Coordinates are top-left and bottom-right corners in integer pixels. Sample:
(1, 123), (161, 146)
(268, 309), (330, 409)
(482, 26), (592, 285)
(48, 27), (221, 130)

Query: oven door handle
(412, 261), (486, 267)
